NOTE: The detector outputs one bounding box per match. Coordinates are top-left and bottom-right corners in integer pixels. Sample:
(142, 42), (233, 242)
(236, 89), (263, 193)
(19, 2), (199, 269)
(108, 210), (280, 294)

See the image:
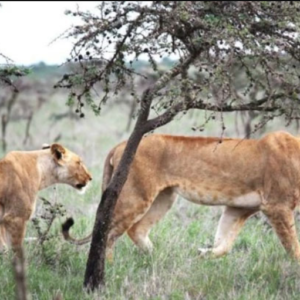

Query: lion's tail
(62, 146), (116, 245)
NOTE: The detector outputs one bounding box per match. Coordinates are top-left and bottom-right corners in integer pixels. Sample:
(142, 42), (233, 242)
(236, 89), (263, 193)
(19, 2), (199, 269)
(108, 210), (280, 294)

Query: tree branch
(144, 93), (284, 131)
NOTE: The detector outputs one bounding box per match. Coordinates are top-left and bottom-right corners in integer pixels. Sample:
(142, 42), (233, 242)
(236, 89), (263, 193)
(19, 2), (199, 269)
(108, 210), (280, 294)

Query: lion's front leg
(198, 207), (257, 258)
(3, 216), (27, 256)
(262, 204), (300, 261)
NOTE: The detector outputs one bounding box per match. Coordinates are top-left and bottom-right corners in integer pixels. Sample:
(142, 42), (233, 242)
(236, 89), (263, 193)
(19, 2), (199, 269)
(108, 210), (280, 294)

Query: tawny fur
(0, 144), (92, 253)
(63, 130), (300, 261)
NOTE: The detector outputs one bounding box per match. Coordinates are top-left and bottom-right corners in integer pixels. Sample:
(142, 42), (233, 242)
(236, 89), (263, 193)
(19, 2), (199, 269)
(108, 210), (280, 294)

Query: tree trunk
(83, 91), (152, 291)
(83, 127), (146, 290)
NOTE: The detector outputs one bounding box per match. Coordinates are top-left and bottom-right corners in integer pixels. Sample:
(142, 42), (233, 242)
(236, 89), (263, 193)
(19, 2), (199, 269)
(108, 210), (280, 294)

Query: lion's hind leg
(6, 218), (27, 252)
(262, 204), (300, 260)
(127, 188), (177, 252)
(198, 206), (257, 258)
(105, 186), (161, 261)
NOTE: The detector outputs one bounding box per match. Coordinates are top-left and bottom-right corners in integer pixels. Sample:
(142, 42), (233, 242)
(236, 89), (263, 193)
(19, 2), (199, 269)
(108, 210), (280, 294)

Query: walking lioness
(0, 143), (92, 253)
(63, 130), (300, 261)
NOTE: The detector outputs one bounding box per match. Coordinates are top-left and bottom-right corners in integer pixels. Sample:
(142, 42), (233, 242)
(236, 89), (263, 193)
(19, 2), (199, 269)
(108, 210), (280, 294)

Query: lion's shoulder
(0, 151), (20, 169)
(2, 151), (37, 169)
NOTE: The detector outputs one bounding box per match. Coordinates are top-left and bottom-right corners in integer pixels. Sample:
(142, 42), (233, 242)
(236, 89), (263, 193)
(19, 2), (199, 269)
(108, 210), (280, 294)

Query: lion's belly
(174, 187), (262, 208)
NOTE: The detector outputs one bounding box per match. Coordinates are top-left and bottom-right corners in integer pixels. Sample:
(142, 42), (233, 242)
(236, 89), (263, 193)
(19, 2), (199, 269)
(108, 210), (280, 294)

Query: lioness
(0, 143), (92, 253)
(63, 130), (300, 261)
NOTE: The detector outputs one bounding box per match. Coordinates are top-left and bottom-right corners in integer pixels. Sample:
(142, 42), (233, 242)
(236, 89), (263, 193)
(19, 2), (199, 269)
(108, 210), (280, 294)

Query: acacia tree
(1, 24), (29, 92)
(0, 54), (29, 92)
(57, 1), (300, 291)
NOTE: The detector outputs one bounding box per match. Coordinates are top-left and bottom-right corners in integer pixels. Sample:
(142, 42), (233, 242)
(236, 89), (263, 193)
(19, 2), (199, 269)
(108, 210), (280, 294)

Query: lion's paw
(198, 247), (213, 258)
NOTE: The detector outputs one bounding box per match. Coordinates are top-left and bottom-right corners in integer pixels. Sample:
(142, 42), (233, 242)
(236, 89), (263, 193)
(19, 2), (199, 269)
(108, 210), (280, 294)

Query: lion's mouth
(75, 182), (89, 195)
(75, 183), (86, 190)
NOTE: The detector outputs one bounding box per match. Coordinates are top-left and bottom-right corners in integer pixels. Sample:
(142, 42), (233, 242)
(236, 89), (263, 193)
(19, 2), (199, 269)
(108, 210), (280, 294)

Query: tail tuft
(62, 218), (74, 232)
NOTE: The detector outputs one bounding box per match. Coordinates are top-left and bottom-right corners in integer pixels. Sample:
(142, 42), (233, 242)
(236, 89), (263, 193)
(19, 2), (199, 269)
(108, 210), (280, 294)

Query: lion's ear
(51, 144), (66, 161)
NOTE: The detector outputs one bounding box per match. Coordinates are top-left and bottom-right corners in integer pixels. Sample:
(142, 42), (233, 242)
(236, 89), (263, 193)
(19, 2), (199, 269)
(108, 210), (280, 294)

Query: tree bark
(83, 90), (152, 291)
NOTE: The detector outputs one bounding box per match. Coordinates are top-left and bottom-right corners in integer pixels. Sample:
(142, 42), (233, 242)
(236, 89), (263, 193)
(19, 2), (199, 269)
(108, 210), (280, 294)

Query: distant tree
(58, 1), (300, 291)
(0, 54), (29, 92)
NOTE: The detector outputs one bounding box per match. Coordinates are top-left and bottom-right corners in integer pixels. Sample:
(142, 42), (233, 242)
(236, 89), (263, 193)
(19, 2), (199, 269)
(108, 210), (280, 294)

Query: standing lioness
(64, 131), (300, 261)
(0, 143), (92, 252)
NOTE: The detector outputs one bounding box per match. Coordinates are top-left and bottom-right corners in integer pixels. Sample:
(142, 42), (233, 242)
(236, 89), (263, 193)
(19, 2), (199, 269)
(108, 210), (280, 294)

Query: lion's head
(46, 144), (92, 193)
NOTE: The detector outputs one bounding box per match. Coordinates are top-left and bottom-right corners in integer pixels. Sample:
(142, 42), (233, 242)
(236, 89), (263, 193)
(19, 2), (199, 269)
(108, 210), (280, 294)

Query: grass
(2, 93), (300, 299)
(2, 202), (300, 300)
